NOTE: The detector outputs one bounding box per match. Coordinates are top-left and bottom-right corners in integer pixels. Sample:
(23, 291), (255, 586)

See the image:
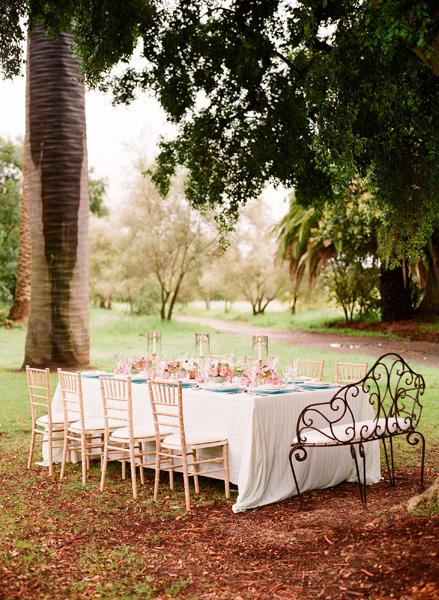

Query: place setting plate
(299, 382), (340, 391)
(179, 378), (199, 389)
(111, 373), (149, 383)
(81, 370), (114, 379)
(248, 384), (296, 395)
(202, 382), (245, 394)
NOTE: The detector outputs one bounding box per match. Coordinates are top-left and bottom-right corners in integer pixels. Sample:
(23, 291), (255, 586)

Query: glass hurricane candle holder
(252, 335), (268, 362)
(147, 331), (161, 357)
(195, 333), (210, 358)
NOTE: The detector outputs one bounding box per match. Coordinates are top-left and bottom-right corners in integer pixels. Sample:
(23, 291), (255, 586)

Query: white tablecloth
(44, 380), (381, 512)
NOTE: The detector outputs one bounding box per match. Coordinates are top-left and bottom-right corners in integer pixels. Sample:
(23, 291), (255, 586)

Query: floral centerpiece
(232, 361), (247, 377)
(208, 362), (234, 383)
(182, 358), (198, 380)
(162, 360), (184, 379)
(130, 356), (150, 373)
(114, 356), (151, 375)
(256, 364), (281, 386)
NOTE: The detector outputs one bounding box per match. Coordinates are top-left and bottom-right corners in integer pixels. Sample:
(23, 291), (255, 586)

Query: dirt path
(176, 315), (439, 368)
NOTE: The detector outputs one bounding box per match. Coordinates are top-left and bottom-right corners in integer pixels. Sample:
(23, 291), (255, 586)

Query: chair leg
(153, 450), (161, 502)
(192, 449), (200, 494)
(47, 428), (54, 477)
(137, 443), (145, 485)
(223, 444), (230, 499)
(100, 433), (109, 493)
(181, 453), (191, 512)
(168, 449), (174, 491)
(129, 442), (137, 499)
(121, 459), (126, 480)
(289, 446), (307, 499)
(27, 429), (36, 470)
(80, 434), (87, 485)
(60, 432), (68, 481)
(406, 431), (426, 489)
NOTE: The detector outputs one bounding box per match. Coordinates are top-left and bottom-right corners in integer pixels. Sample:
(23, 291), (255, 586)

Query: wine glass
(248, 359), (259, 388)
(284, 359), (299, 382)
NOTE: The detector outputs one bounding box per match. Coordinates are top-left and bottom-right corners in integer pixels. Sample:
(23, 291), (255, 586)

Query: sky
(0, 70), (289, 219)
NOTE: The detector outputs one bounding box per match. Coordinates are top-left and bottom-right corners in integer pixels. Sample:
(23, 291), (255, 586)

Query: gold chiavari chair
(99, 376), (157, 499)
(335, 361), (369, 385)
(26, 366), (70, 476)
(297, 359), (325, 381)
(58, 370), (119, 485)
(149, 379), (230, 512)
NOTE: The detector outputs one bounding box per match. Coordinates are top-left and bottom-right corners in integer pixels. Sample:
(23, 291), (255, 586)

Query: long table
(44, 380), (381, 512)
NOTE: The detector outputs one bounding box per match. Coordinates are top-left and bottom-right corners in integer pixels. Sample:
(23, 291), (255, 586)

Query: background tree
(418, 231), (439, 316)
(276, 201), (327, 315)
(2, 2), (437, 257)
(89, 215), (123, 310)
(223, 199), (287, 316)
(197, 270), (220, 311)
(276, 187), (416, 322)
(88, 169), (109, 217)
(112, 169), (217, 321)
(0, 137), (22, 307)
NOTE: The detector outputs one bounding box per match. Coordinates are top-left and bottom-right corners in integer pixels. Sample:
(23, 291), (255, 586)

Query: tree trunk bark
(8, 128), (31, 323)
(290, 294), (297, 315)
(24, 26), (89, 369)
(418, 231), (439, 317)
(380, 266), (414, 321)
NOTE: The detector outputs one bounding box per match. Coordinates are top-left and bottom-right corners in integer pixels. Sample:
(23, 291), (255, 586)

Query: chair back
(57, 370), (84, 433)
(26, 366), (51, 426)
(335, 361), (369, 385)
(295, 353), (425, 445)
(148, 379), (186, 448)
(297, 359), (325, 380)
(99, 376), (133, 437)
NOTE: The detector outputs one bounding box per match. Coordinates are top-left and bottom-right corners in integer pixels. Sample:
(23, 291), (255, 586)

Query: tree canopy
(2, 1), (438, 259)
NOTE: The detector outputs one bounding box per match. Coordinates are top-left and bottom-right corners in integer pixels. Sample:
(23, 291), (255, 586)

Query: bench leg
(350, 443), (367, 508)
(406, 431), (426, 490)
(289, 446), (307, 499)
(382, 437), (396, 486)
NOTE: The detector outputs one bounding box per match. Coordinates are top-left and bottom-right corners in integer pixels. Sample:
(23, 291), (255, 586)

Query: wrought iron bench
(289, 353), (426, 507)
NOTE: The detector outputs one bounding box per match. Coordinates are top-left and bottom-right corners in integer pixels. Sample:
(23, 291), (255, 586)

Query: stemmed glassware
(248, 359), (259, 388)
(283, 359), (299, 383)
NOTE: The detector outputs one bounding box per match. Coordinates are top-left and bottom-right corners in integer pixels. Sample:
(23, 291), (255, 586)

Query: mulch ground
(330, 319), (439, 343)
(1, 463), (438, 600)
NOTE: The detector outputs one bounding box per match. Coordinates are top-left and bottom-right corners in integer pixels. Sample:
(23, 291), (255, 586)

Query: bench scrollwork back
(289, 353), (426, 507)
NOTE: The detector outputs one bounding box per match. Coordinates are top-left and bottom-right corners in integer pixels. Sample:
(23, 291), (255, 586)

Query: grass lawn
(0, 306), (438, 599)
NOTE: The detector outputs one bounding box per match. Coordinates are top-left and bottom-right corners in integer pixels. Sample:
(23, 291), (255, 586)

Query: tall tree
(8, 143), (31, 323)
(24, 25), (89, 368)
(0, 137), (22, 304)
(418, 231), (439, 316)
(8, 43), (31, 323)
(2, 2), (438, 326)
(224, 199), (287, 315)
(2, 3), (437, 256)
(277, 189), (418, 321)
(120, 172), (216, 321)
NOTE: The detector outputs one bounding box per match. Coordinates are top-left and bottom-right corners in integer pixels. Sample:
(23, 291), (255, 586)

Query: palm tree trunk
(24, 25), (89, 368)
(8, 130), (31, 323)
